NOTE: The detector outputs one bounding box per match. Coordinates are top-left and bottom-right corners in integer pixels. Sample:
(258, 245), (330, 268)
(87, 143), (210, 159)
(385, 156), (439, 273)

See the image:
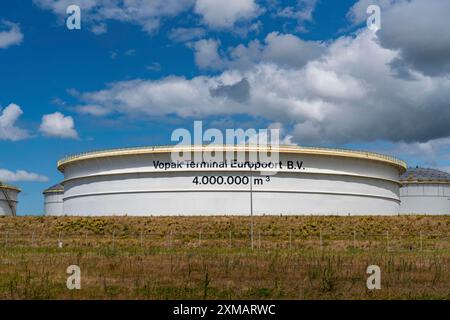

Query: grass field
(0, 215), (448, 299)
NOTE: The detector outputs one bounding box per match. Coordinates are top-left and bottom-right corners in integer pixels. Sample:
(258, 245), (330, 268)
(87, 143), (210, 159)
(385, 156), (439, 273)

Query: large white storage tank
(43, 183), (64, 216)
(400, 167), (450, 215)
(0, 182), (20, 216)
(57, 145), (406, 216)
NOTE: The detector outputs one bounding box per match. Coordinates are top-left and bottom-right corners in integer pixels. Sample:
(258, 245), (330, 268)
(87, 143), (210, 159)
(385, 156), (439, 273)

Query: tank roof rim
(57, 144), (407, 173)
(43, 183), (64, 194)
(0, 183), (21, 192)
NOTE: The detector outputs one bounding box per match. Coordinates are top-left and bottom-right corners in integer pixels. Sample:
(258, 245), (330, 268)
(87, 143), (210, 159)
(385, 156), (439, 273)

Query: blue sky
(1, 0), (450, 215)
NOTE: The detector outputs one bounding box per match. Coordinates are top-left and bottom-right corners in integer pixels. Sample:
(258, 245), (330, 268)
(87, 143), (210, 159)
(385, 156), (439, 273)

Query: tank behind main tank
(43, 183), (64, 216)
(0, 182), (20, 216)
(400, 167), (450, 214)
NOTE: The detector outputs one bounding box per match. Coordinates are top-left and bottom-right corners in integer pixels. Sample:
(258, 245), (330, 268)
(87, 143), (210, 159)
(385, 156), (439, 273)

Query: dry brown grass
(1, 215), (448, 236)
(0, 215), (448, 300)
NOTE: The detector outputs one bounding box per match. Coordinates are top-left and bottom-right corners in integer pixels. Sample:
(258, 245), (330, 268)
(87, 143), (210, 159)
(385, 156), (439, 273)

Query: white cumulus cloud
(192, 39), (225, 70)
(275, 0), (319, 32)
(39, 112), (78, 139)
(34, 0), (195, 34)
(73, 28), (450, 146)
(192, 32), (324, 70)
(0, 104), (29, 141)
(348, 0), (450, 76)
(194, 0), (260, 28)
(0, 21), (23, 49)
(0, 169), (48, 182)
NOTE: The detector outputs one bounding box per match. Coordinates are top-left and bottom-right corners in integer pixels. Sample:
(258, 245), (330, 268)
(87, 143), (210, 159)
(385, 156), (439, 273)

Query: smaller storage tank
(400, 167), (450, 215)
(0, 182), (20, 216)
(43, 183), (64, 216)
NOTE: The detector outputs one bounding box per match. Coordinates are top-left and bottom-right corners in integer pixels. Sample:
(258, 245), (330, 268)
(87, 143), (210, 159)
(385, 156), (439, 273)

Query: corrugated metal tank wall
(400, 183), (450, 214)
(44, 192), (64, 216)
(399, 167), (450, 215)
(0, 187), (19, 216)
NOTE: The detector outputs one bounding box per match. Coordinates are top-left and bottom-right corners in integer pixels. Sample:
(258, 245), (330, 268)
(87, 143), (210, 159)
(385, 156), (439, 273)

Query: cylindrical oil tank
(400, 167), (450, 215)
(43, 183), (64, 216)
(0, 182), (20, 216)
(56, 145), (406, 216)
